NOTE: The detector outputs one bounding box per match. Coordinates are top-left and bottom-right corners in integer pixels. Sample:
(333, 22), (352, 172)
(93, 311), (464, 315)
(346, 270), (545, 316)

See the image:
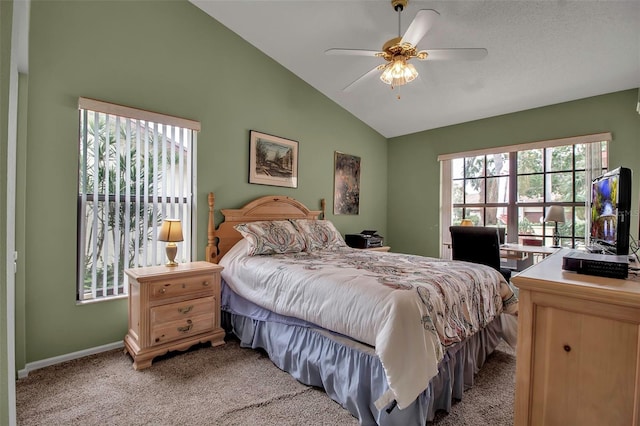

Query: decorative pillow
(234, 220), (306, 256)
(289, 219), (347, 251)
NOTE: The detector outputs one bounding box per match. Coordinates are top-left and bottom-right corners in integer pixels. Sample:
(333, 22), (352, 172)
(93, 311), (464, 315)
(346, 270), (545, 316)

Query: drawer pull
(178, 305), (193, 315)
(203, 281), (210, 287)
(177, 320), (193, 333)
(563, 345), (571, 352)
(159, 288), (167, 294)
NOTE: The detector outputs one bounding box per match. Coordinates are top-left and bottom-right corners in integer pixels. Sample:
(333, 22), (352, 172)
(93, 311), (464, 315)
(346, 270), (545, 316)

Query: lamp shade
(158, 219), (184, 242)
(544, 206), (565, 223)
(460, 219), (474, 226)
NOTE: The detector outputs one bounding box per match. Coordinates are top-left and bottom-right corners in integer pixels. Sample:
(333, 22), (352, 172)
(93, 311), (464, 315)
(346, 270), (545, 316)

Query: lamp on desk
(544, 206), (565, 248)
(158, 219), (184, 266)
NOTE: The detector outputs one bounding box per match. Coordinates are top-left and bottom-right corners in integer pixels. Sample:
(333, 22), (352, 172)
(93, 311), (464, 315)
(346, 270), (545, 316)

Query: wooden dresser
(124, 261), (225, 370)
(512, 249), (640, 425)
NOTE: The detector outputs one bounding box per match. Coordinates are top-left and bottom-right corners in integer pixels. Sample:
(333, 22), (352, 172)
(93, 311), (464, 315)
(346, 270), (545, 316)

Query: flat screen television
(589, 166), (632, 255)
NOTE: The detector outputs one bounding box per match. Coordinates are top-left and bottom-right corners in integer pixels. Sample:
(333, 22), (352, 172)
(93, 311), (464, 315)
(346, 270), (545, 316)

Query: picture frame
(249, 130), (299, 188)
(334, 151), (361, 215)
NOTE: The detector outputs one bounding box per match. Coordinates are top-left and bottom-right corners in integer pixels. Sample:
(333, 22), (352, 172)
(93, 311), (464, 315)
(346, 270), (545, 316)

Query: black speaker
(562, 251), (629, 279)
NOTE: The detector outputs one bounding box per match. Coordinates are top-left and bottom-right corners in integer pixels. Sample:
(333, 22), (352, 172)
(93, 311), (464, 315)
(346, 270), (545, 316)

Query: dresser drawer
(149, 274), (214, 301)
(151, 296), (215, 325)
(150, 313), (215, 346)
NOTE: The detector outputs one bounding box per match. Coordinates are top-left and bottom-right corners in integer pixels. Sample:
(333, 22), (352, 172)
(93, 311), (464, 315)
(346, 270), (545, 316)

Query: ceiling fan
(325, 0), (488, 94)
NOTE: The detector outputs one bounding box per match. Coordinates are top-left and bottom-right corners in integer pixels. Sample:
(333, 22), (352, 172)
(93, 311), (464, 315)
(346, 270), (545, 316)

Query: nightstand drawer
(149, 275), (214, 301)
(151, 296), (215, 324)
(150, 313), (214, 346)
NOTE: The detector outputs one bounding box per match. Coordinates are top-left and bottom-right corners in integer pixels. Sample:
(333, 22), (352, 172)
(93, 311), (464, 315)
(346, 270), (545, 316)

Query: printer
(345, 230), (384, 249)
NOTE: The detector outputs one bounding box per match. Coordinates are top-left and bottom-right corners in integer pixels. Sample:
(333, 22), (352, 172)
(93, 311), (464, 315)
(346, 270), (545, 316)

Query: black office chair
(449, 226), (512, 282)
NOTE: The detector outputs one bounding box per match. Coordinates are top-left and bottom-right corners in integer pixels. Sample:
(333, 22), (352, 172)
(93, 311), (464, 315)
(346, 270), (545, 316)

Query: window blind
(77, 98), (198, 301)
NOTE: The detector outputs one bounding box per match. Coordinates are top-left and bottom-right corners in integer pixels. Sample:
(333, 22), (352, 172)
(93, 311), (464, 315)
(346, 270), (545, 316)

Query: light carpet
(16, 337), (515, 425)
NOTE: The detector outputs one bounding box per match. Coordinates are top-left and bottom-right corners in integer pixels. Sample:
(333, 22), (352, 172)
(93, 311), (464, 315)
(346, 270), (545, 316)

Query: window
(77, 98), (200, 302)
(440, 133), (610, 256)
(452, 153), (510, 228)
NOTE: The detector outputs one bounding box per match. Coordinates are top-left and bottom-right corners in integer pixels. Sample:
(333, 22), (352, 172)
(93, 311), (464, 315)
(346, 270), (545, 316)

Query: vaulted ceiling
(191, 0), (640, 138)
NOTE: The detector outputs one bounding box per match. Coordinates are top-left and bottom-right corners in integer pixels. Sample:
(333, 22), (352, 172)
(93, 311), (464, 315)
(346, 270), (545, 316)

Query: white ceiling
(191, 0), (640, 138)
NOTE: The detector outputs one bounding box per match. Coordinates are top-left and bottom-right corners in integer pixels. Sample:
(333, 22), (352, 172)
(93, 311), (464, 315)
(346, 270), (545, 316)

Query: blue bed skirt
(221, 283), (505, 425)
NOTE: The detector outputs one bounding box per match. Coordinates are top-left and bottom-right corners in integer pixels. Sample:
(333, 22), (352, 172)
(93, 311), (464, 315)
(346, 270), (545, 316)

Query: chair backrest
(449, 226), (502, 271)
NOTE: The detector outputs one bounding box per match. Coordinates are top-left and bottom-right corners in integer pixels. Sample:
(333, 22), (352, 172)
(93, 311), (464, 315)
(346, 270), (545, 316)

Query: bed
(205, 193), (518, 425)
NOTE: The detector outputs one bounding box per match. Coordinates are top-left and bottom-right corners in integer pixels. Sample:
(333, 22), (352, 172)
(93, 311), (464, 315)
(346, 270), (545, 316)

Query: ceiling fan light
(380, 58), (418, 86)
(379, 65), (392, 85)
(403, 63), (418, 82)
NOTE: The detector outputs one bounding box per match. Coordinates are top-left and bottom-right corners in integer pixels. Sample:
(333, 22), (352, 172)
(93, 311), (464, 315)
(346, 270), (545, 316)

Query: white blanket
(220, 240), (516, 410)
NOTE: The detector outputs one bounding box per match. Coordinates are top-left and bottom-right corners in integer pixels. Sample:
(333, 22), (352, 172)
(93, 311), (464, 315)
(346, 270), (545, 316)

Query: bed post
(206, 192), (219, 263)
(321, 198), (326, 219)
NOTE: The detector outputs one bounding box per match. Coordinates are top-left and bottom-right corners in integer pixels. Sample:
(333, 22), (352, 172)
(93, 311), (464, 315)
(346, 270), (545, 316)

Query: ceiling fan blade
(401, 9), (440, 47)
(325, 48), (382, 57)
(422, 48), (488, 61)
(343, 65), (383, 92)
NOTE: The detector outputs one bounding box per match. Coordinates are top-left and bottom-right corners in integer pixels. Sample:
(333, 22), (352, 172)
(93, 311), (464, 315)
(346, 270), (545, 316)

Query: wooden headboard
(206, 192), (325, 264)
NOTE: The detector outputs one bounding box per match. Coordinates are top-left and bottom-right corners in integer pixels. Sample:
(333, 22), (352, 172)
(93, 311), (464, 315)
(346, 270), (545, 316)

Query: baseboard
(18, 341), (124, 379)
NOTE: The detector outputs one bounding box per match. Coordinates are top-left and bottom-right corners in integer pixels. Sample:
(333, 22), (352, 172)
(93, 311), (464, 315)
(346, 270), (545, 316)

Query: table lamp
(544, 206), (565, 248)
(158, 219), (184, 266)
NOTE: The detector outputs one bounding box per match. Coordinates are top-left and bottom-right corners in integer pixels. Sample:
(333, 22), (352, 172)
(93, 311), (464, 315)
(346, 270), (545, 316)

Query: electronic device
(345, 230), (384, 249)
(588, 167), (632, 255)
(562, 250), (629, 279)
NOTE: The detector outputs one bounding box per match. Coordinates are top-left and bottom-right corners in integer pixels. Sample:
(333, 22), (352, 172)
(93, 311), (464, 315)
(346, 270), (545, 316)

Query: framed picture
(334, 151), (360, 215)
(249, 130), (299, 188)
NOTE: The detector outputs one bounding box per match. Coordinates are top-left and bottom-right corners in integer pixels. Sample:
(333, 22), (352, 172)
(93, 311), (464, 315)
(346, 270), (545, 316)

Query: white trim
(191, 132), (198, 261)
(437, 132), (612, 161)
(78, 97), (201, 131)
(5, 2), (30, 424)
(439, 160), (452, 259)
(17, 341), (124, 379)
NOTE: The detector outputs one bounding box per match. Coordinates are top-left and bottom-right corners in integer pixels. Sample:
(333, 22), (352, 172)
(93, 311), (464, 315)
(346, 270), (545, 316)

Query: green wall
(388, 89), (640, 257)
(20, 0), (387, 365)
(1, 1), (12, 422)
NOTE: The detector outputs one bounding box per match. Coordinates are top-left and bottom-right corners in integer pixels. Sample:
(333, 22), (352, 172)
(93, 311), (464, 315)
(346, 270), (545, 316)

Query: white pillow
(289, 219), (347, 251)
(234, 220), (306, 256)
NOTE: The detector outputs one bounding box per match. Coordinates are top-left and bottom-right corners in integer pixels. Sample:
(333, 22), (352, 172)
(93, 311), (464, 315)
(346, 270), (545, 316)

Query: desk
(443, 242), (559, 271)
(500, 244), (558, 271)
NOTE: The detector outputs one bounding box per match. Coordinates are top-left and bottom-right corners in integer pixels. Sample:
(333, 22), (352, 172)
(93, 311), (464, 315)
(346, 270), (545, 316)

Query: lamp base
(551, 224), (561, 248)
(165, 243), (179, 267)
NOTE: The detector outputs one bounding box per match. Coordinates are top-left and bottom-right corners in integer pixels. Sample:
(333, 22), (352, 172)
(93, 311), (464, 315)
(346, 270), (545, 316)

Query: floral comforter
(220, 240), (518, 410)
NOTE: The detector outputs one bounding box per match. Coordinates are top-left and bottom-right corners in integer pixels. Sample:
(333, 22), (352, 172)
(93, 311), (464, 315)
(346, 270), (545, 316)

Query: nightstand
(365, 246), (391, 252)
(124, 261), (225, 370)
